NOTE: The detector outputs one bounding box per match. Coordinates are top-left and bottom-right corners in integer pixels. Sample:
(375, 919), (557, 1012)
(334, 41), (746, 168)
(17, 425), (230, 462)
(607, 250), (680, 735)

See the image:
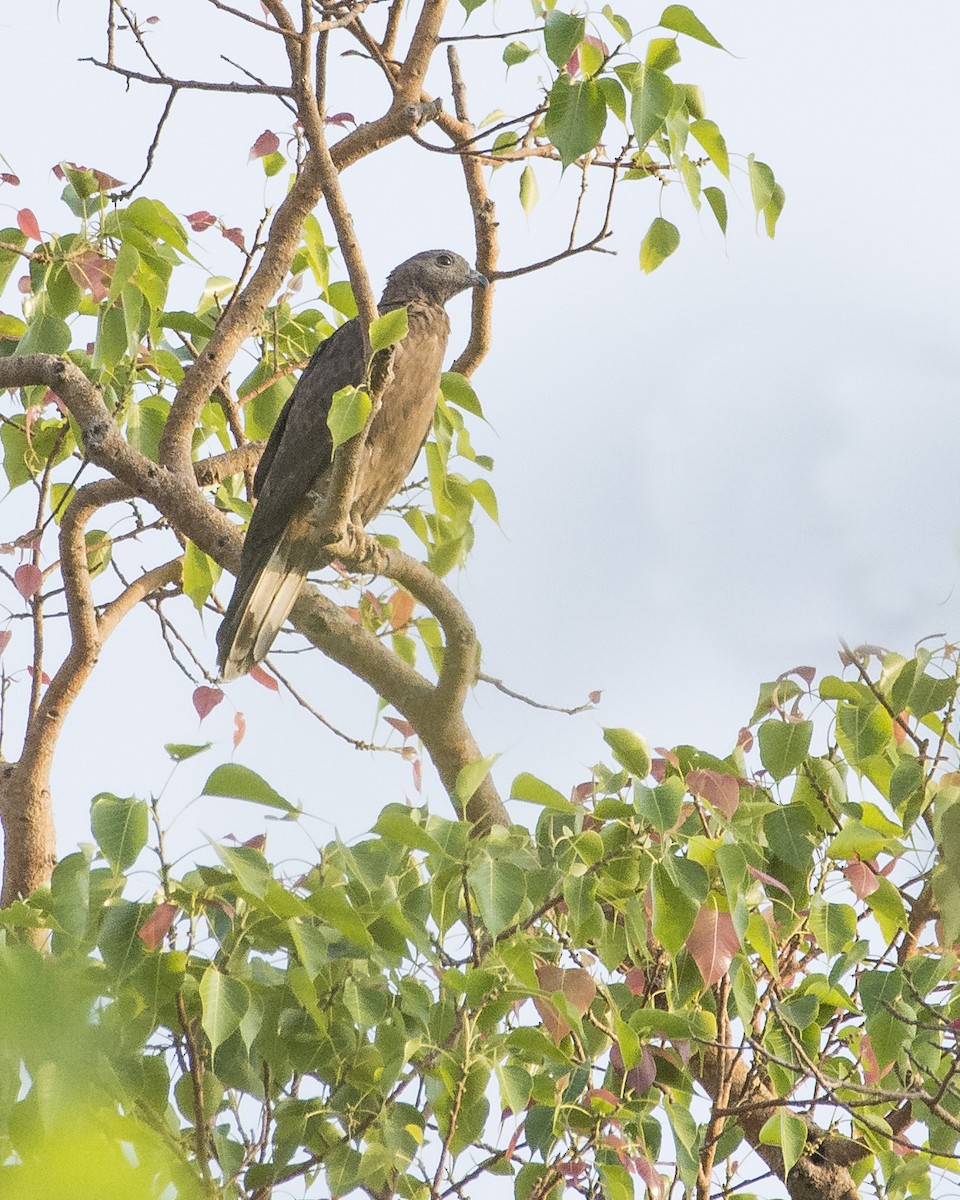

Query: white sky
(1, 2), (959, 869)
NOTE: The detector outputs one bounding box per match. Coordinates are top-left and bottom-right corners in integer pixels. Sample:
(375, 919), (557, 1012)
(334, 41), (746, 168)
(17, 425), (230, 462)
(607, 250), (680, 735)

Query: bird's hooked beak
(468, 268), (489, 289)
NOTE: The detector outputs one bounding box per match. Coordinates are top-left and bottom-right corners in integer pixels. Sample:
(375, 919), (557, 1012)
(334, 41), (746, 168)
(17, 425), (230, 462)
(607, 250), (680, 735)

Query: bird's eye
(436, 253), (453, 267)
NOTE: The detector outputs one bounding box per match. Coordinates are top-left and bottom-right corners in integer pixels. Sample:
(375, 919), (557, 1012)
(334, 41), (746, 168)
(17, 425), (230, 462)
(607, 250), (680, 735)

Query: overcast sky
(2, 2), (960, 865)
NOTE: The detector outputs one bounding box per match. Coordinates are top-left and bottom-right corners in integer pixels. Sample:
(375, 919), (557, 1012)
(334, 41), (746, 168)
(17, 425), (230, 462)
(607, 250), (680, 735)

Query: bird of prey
(216, 249), (488, 681)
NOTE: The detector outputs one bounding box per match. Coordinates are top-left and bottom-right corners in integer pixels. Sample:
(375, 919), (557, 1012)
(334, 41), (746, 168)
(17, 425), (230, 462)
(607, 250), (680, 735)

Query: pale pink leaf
(17, 209), (40, 241)
(14, 563), (42, 601)
(325, 112), (355, 128)
(26, 666), (50, 685)
(66, 249), (113, 302)
(687, 904), (739, 988)
(0, 173), (20, 186)
(747, 864), (793, 895)
(635, 1155), (667, 1200)
(686, 767), (740, 819)
(138, 902), (178, 949)
(221, 226), (245, 250)
(624, 967), (646, 996)
(249, 130), (280, 160)
(0, 631), (10, 654)
(411, 757), (422, 792)
(17, 276), (31, 294)
(843, 859), (879, 899)
(193, 685), (223, 721)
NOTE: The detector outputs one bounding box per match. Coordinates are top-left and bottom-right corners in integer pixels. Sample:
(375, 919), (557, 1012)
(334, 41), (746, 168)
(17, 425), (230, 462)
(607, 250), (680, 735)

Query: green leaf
(826, 819), (892, 861)
(90, 793), (148, 873)
(261, 150), (285, 177)
(199, 966), (248, 1054)
(645, 37), (680, 71)
(84, 530), (112, 579)
(603, 5), (632, 41)
(311, 886), (373, 948)
(456, 752), (500, 804)
(808, 897), (857, 960)
(639, 217), (680, 274)
(0, 228), (27, 295)
(467, 852), (525, 937)
(510, 772), (575, 813)
(13, 297), (71, 358)
(469, 478), (499, 522)
(703, 186), (728, 234)
(651, 861), (698, 953)
(759, 1110), (807, 1177)
(748, 155), (776, 215)
(544, 76), (607, 169)
(836, 702), (892, 765)
(764, 804), (817, 870)
(635, 777), (684, 833)
(201, 763), (298, 813)
(544, 10), (585, 68)
(629, 65), (675, 146)
(659, 5), (725, 50)
(441, 371), (483, 416)
(861, 969), (910, 1068)
(764, 182), (786, 237)
(183, 539), (222, 613)
(757, 720), (812, 781)
(374, 805), (445, 855)
(630, 1007), (716, 1041)
(603, 727), (651, 777)
(689, 118), (729, 177)
(165, 742), (212, 762)
(369, 306), (408, 352)
(503, 40), (534, 68)
(519, 165), (539, 215)
(327, 385), (371, 450)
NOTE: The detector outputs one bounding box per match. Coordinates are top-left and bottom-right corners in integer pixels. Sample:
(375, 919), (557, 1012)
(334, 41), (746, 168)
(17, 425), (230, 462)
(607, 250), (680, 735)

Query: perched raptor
(216, 249), (487, 681)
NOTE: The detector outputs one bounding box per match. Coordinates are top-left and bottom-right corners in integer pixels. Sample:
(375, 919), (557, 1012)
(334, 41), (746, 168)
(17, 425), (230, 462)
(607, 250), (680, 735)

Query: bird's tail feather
(217, 537), (308, 681)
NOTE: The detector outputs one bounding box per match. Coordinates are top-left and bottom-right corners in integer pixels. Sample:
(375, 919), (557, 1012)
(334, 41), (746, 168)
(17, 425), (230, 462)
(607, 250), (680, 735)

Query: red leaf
(388, 588), (415, 630)
(0, 173), (20, 186)
(686, 768), (740, 820)
(412, 756), (422, 793)
(737, 726), (754, 752)
(571, 780), (595, 803)
(221, 226), (245, 250)
(384, 715), (416, 740)
(233, 711), (247, 749)
(57, 161), (123, 192)
(16, 275), (30, 294)
(843, 859), (879, 899)
(52, 164), (65, 180)
(0, 631), (11, 655)
(66, 249), (113, 302)
(250, 664), (279, 692)
(17, 209), (40, 241)
(588, 690), (602, 705)
(325, 112), (356, 128)
(193, 685), (223, 721)
(137, 902), (178, 950)
(26, 666), (51, 685)
(344, 606), (361, 623)
(186, 210), (217, 232)
(14, 563), (42, 601)
(534, 963), (597, 1043)
(249, 130), (280, 160)
(687, 904), (739, 988)
(243, 833), (266, 851)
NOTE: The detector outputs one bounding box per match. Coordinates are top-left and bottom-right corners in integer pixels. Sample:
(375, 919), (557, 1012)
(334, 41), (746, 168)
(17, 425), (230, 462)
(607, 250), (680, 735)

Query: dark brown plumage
(217, 250), (487, 680)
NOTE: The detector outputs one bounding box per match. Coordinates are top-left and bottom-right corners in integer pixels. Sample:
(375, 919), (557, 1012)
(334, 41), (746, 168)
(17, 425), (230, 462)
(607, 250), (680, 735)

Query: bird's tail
(217, 531), (309, 681)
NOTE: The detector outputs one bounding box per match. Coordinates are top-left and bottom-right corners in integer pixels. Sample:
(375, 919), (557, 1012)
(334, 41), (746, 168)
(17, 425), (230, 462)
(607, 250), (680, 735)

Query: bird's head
(381, 250), (488, 307)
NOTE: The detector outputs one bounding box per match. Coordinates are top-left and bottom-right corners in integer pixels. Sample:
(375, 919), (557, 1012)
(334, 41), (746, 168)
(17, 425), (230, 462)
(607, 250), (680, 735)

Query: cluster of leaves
(495, 5), (784, 269)
(0, 158), (497, 703)
(1, 645), (958, 1198)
